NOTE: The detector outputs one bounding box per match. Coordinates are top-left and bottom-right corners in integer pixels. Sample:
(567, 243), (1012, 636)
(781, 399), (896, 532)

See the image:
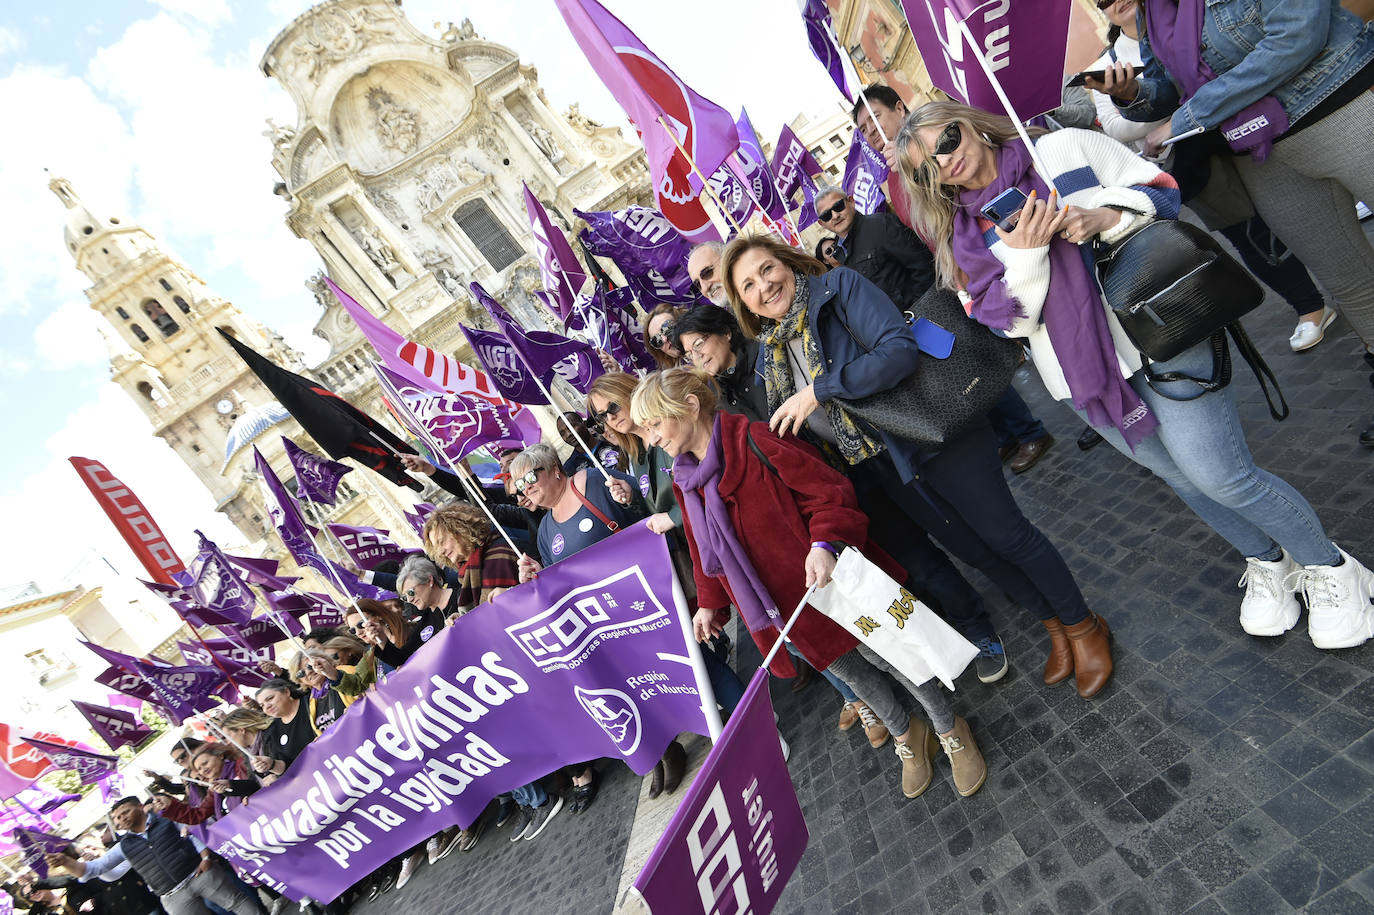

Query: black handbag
(833, 284), (1023, 451)
(1093, 217), (1288, 419)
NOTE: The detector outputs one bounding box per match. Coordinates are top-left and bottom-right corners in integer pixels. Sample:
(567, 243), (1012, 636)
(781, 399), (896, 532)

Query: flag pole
(654, 117), (747, 238)
(758, 584), (820, 672)
(668, 558), (723, 743)
(292, 489), (365, 616)
(821, 18), (890, 147)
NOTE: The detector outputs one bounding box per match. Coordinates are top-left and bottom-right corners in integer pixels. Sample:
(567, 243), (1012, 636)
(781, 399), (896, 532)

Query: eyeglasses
(591, 401), (621, 426)
(817, 198), (848, 223)
(931, 122), (963, 158)
(683, 337), (709, 357)
(513, 467), (547, 493)
(648, 321), (676, 351)
(689, 263), (717, 296)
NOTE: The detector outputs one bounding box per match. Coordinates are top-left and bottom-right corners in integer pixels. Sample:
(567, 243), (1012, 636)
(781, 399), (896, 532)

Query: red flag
(68, 457), (186, 586)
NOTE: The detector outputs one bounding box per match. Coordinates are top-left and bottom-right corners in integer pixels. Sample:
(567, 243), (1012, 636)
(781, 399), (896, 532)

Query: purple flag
(556, 0), (735, 243)
(566, 284), (657, 375)
(141, 578), (243, 629)
(282, 437), (352, 506)
(21, 737), (120, 784)
(842, 131), (889, 216)
(728, 110), (787, 221)
(326, 523), (413, 572)
(189, 532), (258, 627)
(206, 523), (711, 904)
(225, 554), (300, 593)
(70, 700), (152, 750)
(706, 164), (756, 236)
(470, 282), (604, 394)
(219, 614), (302, 651)
(95, 664), (160, 706)
(632, 671), (809, 913)
(131, 658), (223, 726)
(14, 827), (72, 878)
(254, 447), (340, 587)
(772, 124), (825, 200)
(460, 324), (550, 405)
(524, 183), (587, 319)
(899, 0), (1071, 120)
(328, 560), (394, 602)
(802, 0), (855, 98)
(576, 206), (702, 307)
(402, 503), (437, 542)
(178, 641), (272, 687)
(373, 363), (531, 467)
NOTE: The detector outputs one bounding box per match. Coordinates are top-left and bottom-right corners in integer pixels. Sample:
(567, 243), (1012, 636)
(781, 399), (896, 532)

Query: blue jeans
(703, 647), (745, 713)
(511, 780), (547, 808)
(787, 640), (857, 702)
(988, 386), (1048, 447)
(1073, 338), (1338, 566)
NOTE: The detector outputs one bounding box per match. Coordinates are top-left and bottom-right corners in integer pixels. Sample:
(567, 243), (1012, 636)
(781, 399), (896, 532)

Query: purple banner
(95, 663), (160, 706)
(576, 206), (703, 307)
(899, 0), (1071, 120)
(206, 523), (709, 904)
(21, 737), (120, 783)
(524, 183), (587, 319)
(470, 282), (604, 395)
(282, 437), (352, 507)
(842, 131), (890, 216)
(70, 700), (151, 750)
(326, 523), (413, 572)
(802, 0), (854, 98)
(178, 640), (273, 686)
(771, 124), (824, 201)
(633, 671), (808, 914)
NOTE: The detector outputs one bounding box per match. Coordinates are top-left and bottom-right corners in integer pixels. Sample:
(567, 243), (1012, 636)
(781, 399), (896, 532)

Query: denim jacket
(1120, 0), (1374, 136)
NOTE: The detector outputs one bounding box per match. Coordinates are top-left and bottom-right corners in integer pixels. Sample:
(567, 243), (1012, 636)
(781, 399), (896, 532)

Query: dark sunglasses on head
(648, 321), (676, 350)
(591, 401), (621, 426)
(513, 467), (547, 493)
(817, 198), (848, 223)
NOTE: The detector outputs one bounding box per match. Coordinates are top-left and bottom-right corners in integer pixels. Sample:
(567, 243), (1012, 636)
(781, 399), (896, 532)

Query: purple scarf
(673, 414), (781, 634)
(1145, 0), (1290, 161)
(953, 141), (1159, 450)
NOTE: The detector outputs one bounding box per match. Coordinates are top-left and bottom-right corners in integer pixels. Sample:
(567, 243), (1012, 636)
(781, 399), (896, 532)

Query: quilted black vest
(117, 815), (201, 896)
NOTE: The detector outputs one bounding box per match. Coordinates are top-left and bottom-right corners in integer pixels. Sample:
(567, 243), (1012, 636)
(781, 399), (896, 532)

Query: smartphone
(1066, 69), (1110, 88)
(980, 187), (1029, 231)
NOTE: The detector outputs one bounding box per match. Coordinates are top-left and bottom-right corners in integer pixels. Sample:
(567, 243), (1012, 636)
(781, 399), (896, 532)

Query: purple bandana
(1145, 0), (1290, 161)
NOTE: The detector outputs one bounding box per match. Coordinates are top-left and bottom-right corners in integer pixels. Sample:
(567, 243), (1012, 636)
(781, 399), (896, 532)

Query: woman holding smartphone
(896, 101), (1374, 650)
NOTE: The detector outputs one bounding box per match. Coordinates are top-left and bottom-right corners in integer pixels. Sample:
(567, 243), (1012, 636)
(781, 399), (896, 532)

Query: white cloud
(34, 300), (107, 370)
(0, 383), (242, 591)
(150, 0), (232, 27)
(0, 27), (22, 56)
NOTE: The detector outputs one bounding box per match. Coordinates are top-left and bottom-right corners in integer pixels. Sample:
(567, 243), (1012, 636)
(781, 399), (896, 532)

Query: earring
(980, 131), (992, 145)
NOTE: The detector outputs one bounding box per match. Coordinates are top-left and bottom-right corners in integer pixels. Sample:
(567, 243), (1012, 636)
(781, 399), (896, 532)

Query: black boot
(1362, 353), (1374, 448)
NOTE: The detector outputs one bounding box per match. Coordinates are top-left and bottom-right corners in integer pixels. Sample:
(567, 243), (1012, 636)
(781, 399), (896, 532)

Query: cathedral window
(453, 200), (523, 272)
(174, 295), (191, 314)
(142, 299), (180, 336)
(131, 324), (150, 343)
(159, 278), (173, 291)
(115, 306), (129, 320)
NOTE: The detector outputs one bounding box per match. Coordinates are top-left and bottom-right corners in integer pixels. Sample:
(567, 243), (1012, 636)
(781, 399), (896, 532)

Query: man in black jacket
(46, 796), (264, 915)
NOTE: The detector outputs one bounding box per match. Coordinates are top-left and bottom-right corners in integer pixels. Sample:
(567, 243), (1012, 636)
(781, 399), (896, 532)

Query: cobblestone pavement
(346, 246), (1374, 914)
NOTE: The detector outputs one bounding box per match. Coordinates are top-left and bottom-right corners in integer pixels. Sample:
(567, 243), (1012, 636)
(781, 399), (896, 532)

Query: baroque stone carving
(359, 226), (400, 277)
(523, 120), (562, 164)
(263, 118), (296, 152)
(290, 6), (395, 84)
(366, 187), (406, 227)
(305, 271), (332, 310)
(565, 103), (602, 136)
(367, 87), (420, 155)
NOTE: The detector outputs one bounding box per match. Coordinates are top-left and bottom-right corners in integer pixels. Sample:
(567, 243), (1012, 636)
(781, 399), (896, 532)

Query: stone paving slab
(345, 226), (1374, 914)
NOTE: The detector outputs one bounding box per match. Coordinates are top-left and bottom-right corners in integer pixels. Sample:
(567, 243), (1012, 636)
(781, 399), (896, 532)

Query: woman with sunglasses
(814, 237), (844, 269)
(721, 232), (1111, 699)
(896, 101), (1374, 650)
(642, 304), (690, 369)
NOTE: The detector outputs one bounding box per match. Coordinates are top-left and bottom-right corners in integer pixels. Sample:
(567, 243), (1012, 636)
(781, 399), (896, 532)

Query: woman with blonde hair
(641, 304), (690, 368)
(632, 367), (987, 800)
(895, 99), (1374, 650)
(719, 232), (1104, 697)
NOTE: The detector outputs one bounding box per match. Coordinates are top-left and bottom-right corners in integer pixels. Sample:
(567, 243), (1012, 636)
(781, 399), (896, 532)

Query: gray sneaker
(508, 806), (534, 842)
(973, 635), (1009, 683)
(523, 796), (565, 841)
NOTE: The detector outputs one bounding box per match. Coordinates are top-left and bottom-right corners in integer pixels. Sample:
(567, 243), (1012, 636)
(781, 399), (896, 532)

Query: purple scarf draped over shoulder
(673, 414), (781, 634)
(1145, 0), (1289, 160)
(953, 140), (1158, 450)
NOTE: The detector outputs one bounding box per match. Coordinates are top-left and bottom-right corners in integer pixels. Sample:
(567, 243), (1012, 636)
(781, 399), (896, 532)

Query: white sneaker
(1238, 550), (1302, 636)
(425, 835), (441, 865)
(1290, 546), (1374, 650)
(1357, 201), (1371, 221)
(1289, 306), (1337, 352)
(395, 851), (422, 890)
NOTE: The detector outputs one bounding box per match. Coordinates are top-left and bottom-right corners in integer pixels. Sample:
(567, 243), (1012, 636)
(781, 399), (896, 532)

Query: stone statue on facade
(367, 86), (420, 155)
(359, 227), (400, 278)
(523, 120), (563, 164)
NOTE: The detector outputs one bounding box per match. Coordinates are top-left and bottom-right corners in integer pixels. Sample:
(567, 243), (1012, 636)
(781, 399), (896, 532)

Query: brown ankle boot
(1041, 618), (1074, 686)
(1063, 612), (1113, 698)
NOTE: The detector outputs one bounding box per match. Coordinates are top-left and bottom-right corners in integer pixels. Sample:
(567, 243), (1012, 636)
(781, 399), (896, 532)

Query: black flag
(218, 329), (422, 490)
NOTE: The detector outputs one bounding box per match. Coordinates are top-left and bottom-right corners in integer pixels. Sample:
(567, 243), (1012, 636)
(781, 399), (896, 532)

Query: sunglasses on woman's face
(817, 198), (848, 223)
(648, 321), (676, 350)
(591, 401), (621, 426)
(931, 122), (963, 158)
(513, 467), (547, 493)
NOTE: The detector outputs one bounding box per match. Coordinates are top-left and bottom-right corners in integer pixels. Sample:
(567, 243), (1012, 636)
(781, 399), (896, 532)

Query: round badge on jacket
(578, 518), (594, 533)
(551, 533), (565, 555)
(639, 474), (650, 496)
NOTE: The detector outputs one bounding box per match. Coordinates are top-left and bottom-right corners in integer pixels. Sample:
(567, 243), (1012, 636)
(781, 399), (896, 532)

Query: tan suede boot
(893, 716), (939, 798)
(939, 717), (987, 797)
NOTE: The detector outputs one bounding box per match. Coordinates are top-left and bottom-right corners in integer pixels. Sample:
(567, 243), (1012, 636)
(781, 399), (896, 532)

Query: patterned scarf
(759, 272), (885, 465)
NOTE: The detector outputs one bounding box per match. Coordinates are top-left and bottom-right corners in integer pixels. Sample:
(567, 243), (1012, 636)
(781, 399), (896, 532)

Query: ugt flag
(206, 523), (712, 904)
(70, 700), (152, 750)
(374, 363), (531, 466)
(633, 671), (808, 915)
(900, 0), (1072, 120)
(470, 282), (604, 394)
(772, 124), (824, 201)
(20, 737), (120, 784)
(282, 437), (351, 506)
(577, 206), (701, 307)
(524, 183), (587, 319)
(843, 132), (890, 216)
(556, 0), (736, 242)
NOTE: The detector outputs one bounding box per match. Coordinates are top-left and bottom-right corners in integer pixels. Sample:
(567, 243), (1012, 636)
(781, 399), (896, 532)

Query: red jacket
(674, 411), (904, 677)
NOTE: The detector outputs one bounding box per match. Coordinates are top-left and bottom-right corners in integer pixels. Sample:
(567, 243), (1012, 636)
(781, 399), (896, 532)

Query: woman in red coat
(632, 367), (987, 799)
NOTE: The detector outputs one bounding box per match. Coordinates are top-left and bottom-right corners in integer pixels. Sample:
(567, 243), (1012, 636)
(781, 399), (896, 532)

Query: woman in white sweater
(893, 100), (1374, 651)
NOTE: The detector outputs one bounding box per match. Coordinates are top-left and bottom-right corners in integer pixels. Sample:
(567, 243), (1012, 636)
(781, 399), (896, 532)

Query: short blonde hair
(630, 368), (720, 426)
(423, 503), (493, 569)
(720, 234), (827, 337)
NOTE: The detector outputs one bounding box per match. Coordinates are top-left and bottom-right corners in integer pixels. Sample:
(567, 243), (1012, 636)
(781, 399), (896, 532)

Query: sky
(0, 0), (845, 593)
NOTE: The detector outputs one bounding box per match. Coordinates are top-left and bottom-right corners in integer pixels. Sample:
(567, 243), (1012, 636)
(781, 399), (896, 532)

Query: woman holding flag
(895, 101), (1374, 651)
(631, 367), (987, 800)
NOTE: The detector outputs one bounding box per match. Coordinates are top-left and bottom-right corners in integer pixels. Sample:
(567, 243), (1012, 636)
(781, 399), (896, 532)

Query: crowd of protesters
(13, 1), (1374, 911)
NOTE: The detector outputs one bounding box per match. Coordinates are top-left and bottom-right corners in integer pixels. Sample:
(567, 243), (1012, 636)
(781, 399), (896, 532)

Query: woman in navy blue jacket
(720, 235), (1112, 699)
